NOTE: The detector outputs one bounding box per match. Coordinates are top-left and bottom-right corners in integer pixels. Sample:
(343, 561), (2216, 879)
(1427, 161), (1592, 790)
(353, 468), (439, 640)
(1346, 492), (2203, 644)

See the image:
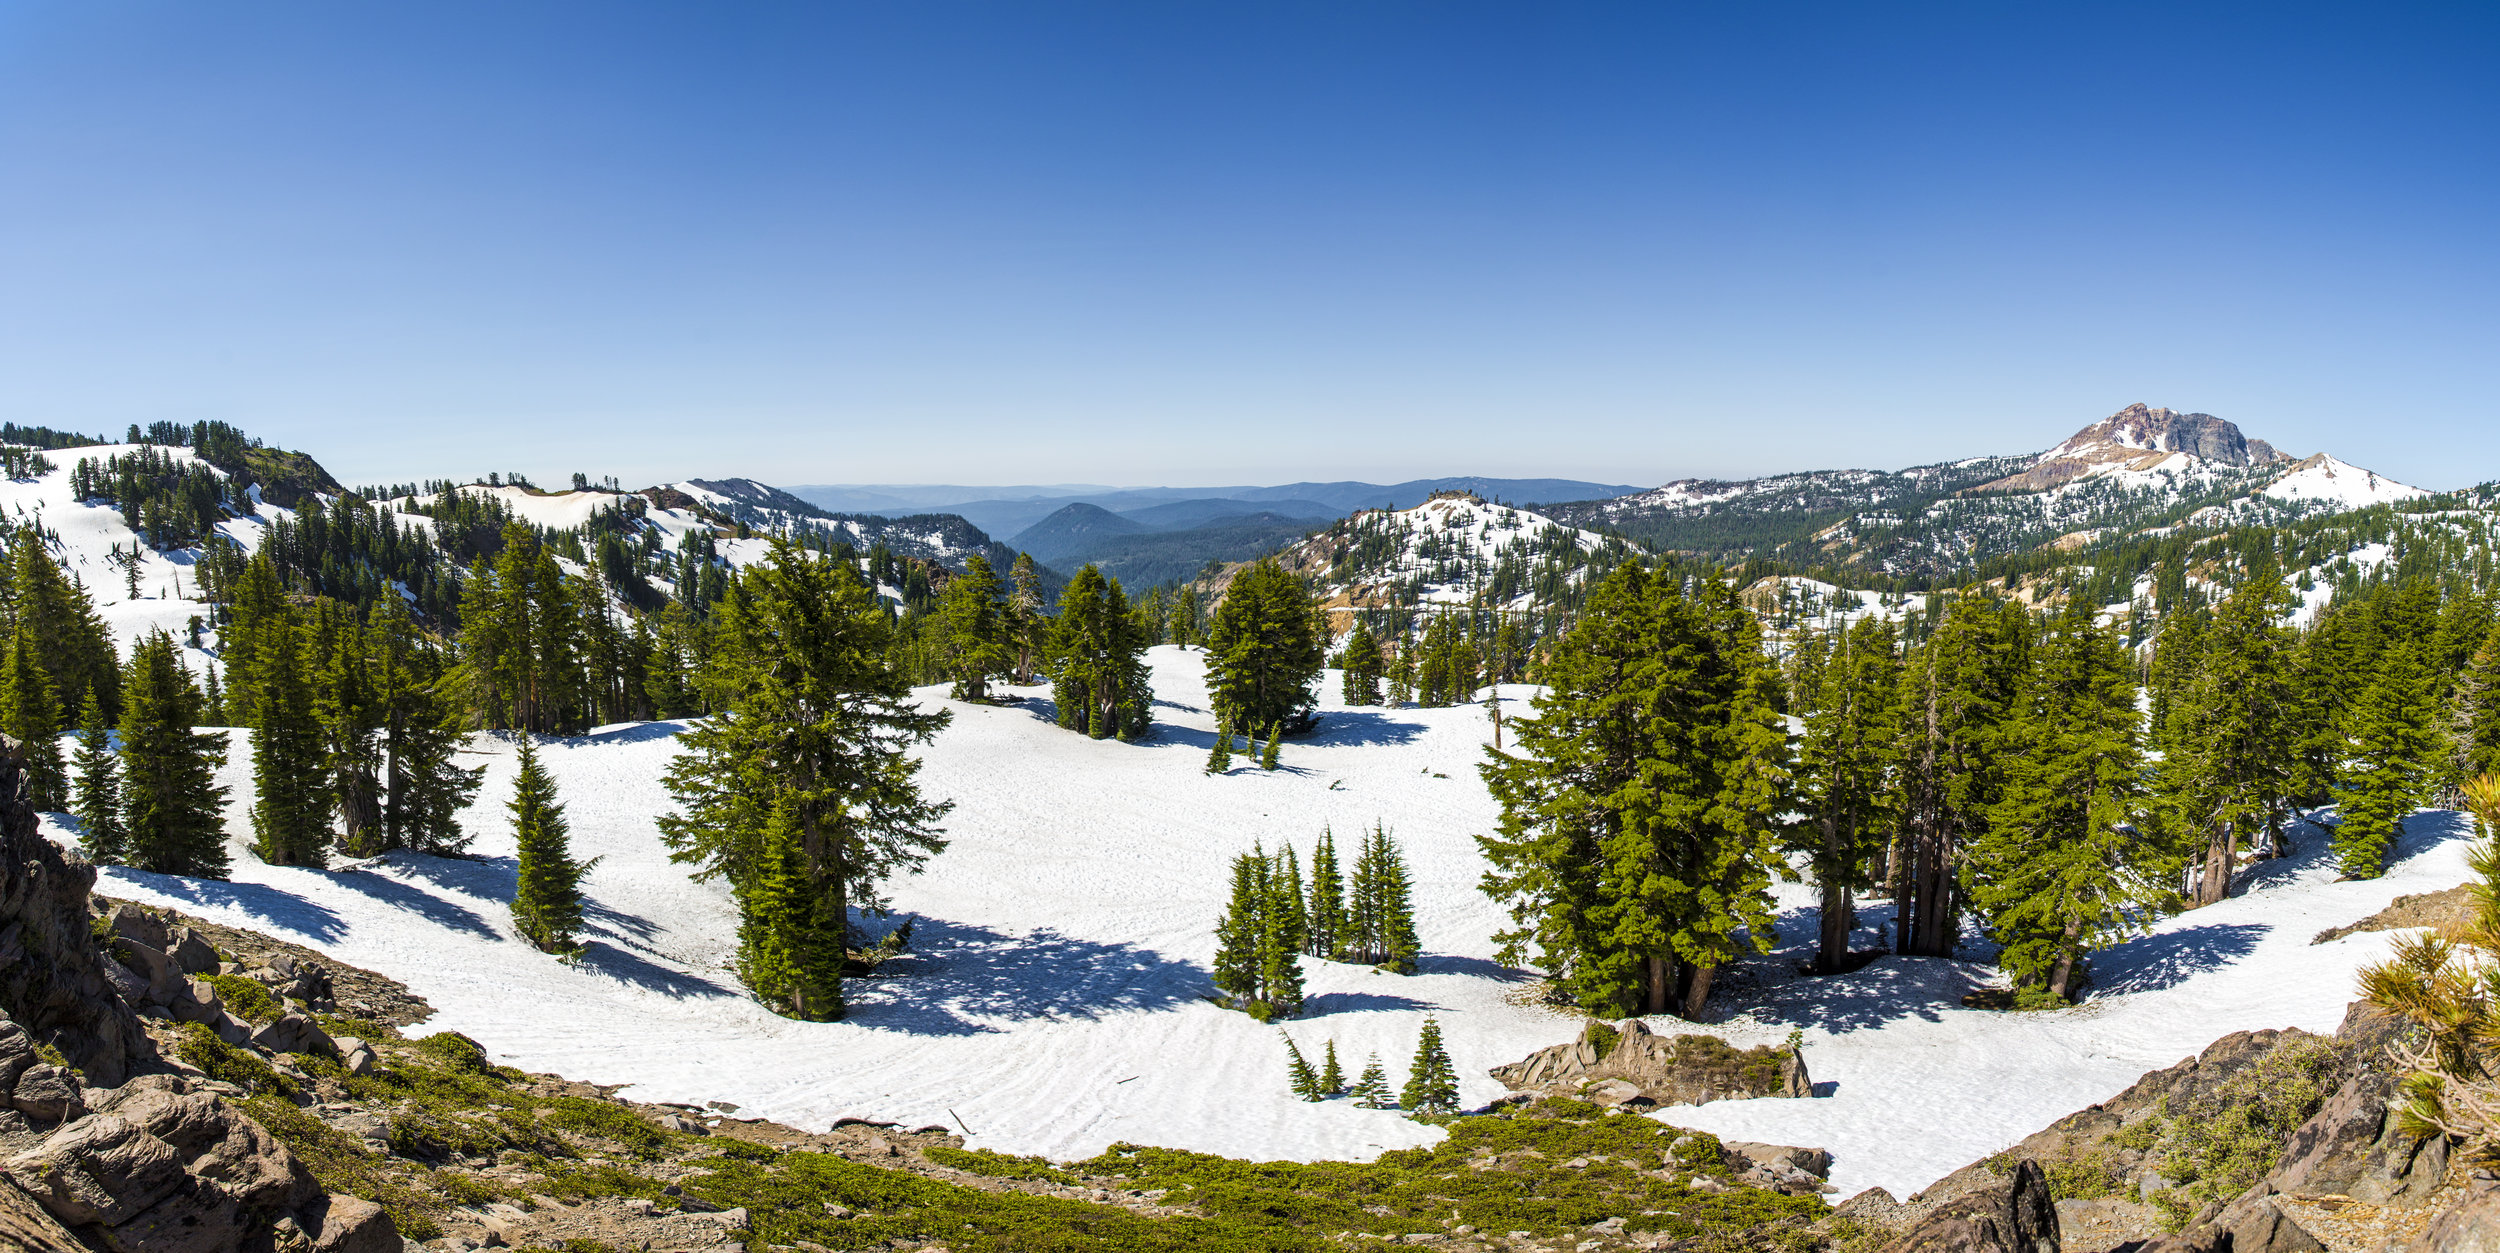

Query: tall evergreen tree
(1890, 597), (2027, 957)
(2453, 627), (2500, 795)
(1306, 826), (1346, 959)
(2336, 635), (2445, 878)
(1339, 620), (1384, 706)
(248, 606), (333, 868)
(71, 688), (125, 864)
(1006, 553), (1047, 686)
(1205, 559), (1326, 736)
(4, 528), (122, 722)
(1210, 843), (1307, 1020)
(2, 621), (68, 810)
(1283, 1033), (1321, 1101)
(1790, 617), (1902, 973)
(2153, 566), (2300, 904)
(936, 554), (1013, 701)
(1349, 1053), (1393, 1108)
(1346, 823), (1421, 972)
(1318, 1039), (1345, 1095)
(1046, 565), (1154, 739)
(369, 596), (483, 856)
(1401, 1018), (1459, 1116)
(1966, 600), (2156, 1003)
(1206, 723), (1234, 774)
(509, 735), (591, 955)
(658, 543), (952, 1021)
(1479, 564), (1791, 1018)
(1212, 847), (1265, 1010)
(119, 632), (229, 877)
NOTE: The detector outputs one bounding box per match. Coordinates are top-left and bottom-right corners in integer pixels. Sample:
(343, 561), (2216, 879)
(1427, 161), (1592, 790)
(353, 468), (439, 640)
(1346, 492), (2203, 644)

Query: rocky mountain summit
(1976, 404), (2289, 493)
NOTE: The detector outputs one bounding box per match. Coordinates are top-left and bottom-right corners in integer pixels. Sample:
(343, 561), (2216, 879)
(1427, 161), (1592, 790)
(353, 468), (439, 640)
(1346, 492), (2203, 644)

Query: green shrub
(1584, 1021), (1621, 1061)
(173, 1023), (296, 1098)
(414, 1031), (493, 1073)
(927, 1145), (1077, 1184)
(204, 974), (281, 1024)
(540, 1096), (673, 1158)
(2119, 1036), (2343, 1228)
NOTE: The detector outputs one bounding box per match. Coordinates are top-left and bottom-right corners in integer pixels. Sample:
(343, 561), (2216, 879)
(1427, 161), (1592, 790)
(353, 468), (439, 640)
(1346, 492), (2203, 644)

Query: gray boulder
(2420, 1189), (2500, 1253)
(11, 1064), (85, 1124)
(1880, 1158), (2060, 1252)
(0, 736), (149, 1086)
(251, 1014), (336, 1058)
(1488, 1019), (1812, 1107)
(118, 941), (188, 1007)
(165, 928), (220, 977)
(106, 904), (171, 954)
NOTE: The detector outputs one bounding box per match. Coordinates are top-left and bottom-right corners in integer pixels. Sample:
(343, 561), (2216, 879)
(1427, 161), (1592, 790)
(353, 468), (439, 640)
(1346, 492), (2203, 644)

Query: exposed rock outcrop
(2311, 884), (2475, 945)
(1489, 1019), (1813, 1107)
(0, 737), (150, 1088)
(1978, 404), (2291, 493)
(1882, 1158), (2060, 1252)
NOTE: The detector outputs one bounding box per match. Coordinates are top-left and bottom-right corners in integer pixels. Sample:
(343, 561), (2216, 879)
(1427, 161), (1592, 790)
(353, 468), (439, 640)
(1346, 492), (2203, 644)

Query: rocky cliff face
(1977, 404), (2293, 494)
(0, 737), (148, 1088)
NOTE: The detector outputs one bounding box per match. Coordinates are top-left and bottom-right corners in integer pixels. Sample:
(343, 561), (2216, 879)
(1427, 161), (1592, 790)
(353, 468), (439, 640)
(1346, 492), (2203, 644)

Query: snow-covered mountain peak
(1233, 493), (1632, 616)
(2256, 453), (2428, 508)
(1988, 404), (2290, 493)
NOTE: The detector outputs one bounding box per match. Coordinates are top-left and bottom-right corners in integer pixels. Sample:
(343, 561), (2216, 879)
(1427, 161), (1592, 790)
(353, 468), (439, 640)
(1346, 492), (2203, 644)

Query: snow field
(45, 645), (2473, 1204)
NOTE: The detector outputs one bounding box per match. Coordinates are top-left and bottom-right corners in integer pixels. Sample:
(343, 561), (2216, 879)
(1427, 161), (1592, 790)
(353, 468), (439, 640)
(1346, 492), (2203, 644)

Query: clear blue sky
(1, 2), (2493, 491)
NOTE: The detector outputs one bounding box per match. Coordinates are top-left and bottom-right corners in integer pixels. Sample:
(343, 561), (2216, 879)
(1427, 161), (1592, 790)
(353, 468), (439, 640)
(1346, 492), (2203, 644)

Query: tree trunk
(1645, 955), (1667, 1016)
(1818, 882), (1853, 974)
(2194, 821), (2239, 907)
(1679, 962), (1716, 1021)
(2047, 917), (2083, 1001)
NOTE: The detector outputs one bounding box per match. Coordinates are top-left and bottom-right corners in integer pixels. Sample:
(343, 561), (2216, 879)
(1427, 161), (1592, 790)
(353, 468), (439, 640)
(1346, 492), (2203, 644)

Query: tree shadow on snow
(839, 917), (1207, 1037)
(567, 722), (690, 747)
(2086, 922), (2268, 997)
(1414, 953), (1536, 983)
(569, 935), (738, 1001)
(1299, 711), (1428, 748)
(1727, 954), (1993, 1035)
(1302, 990), (1438, 1015)
(325, 863), (504, 941)
(101, 868), (351, 944)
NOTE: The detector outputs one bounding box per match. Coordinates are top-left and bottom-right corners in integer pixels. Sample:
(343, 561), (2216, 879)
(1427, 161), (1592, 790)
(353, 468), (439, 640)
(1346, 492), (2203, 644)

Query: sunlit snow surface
(62, 647), (2470, 1202)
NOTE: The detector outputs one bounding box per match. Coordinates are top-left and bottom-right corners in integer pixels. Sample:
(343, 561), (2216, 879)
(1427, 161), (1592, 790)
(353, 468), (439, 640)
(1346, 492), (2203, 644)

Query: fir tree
(1007, 553), (1047, 686)
(1212, 847), (1265, 1009)
(936, 553), (1013, 701)
(1401, 1018), (1459, 1116)
(2336, 636), (2445, 878)
(2, 621), (68, 810)
(2153, 565), (2300, 905)
(1211, 843), (1306, 1020)
(659, 544), (952, 1021)
(1789, 617), (1901, 973)
(1256, 847), (1307, 1019)
(370, 596), (483, 856)
(248, 607), (333, 868)
(1339, 620), (1384, 706)
(1260, 724), (1281, 770)
(509, 735), (592, 955)
(119, 632), (229, 877)
(1206, 724), (1234, 774)
(1274, 843), (1308, 957)
(1478, 564), (1792, 1018)
(1046, 565), (1154, 739)
(1346, 822), (1421, 973)
(1283, 1033), (1321, 1101)
(1890, 597), (2027, 957)
(1349, 1054), (1393, 1108)
(1966, 600), (2156, 1003)
(2453, 627), (2500, 799)
(1306, 825), (1346, 959)
(5, 528), (122, 723)
(1204, 559), (1326, 736)
(71, 688), (125, 864)
(1318, 1039), (1345, 1095)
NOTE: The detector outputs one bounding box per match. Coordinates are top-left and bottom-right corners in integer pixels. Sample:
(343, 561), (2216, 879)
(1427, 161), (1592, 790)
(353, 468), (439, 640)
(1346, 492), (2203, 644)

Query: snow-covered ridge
(1266, 494), (1632, 614)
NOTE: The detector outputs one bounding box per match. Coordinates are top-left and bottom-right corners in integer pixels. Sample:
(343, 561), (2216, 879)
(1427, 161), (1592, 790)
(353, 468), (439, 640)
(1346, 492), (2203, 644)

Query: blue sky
(0, 2), (2492, 490)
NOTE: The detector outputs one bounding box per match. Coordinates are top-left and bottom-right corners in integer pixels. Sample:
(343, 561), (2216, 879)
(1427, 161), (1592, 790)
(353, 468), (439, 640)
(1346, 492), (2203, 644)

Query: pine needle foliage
(1402, 1018), (1459, 1117)
(1204, 559), (1326, 737)
(2, 620), (68, 810)
(1349, 1054), (1394, 1109)
(1045, 564), (1153, 739)
(1345, 823), (1420, 973)
(509, 736), (592, 956)
(119, 631), (230, 877)
(1304, 826), (1346, 959)
(1338, 620), (1383, 706)
(2335, 636), (2445, 878)
(1318, 1040), (1344, 1096)
(2360, 775), (2500, 1152)
(1283, 1034), (1321, 1101)
(1211, 843), (1306, 1020)
(71, 688), (125, 864)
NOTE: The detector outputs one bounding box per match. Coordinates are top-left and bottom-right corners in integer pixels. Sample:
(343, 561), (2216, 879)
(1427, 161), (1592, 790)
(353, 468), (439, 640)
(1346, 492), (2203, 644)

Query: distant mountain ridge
(788, 477), (1645, 540)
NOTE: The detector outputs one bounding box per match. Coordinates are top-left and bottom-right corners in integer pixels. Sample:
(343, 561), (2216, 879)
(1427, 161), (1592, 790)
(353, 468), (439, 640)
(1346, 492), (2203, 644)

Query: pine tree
(1350, 1053), (1394, 1108)
(1346, 823), (1421, 973)
(1260, 724), (1281, 770)
(1, 621), (68, 810)
(1306, 825), (1346, 959)
(119, 632), (230, 877)
(71, 688), (125, 864)
(1205, 559), (1326, 736)
(2336, 636), (2445, 878)
(1318, 1039), (1345, 1095)
(1790, 617), (1901, 973)
(371, 596), (483, 856)
(5, 528), (122, 723)
(2153, 565), (2300, 905)
(936, 554), (1013, 701)
(1046, 565), (1154, 739)
(1211, 843), (1307, 1020)
(1255, 848), (1307, 1019)
(312, 601), (385, 856)
(1007, 553), (1047, 686)
(658, 543), (952, 1021)
(1212, 848), (1265, 1009)
(248, 608), (333, 868)
(509, 735), (592, 955)
(1339, 620), (1384, 706)
(1891, 597), (2027, 957)
(1401, 1018), (1459, 1116)
(1206, 724), (1234, 774)
(1966, 599), (2157, 1003)
(1274, 843), (1308, 957)
(1478, 563), (1792, 1018)
(1283, 1033), (1321, 1101)
(2453, 627), (2500, 797)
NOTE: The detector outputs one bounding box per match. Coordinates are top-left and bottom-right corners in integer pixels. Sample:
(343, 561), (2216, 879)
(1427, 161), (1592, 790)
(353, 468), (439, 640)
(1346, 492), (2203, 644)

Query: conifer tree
(1256, 849), (1307, 1019)
(1306, 825), (1346, 959)
(1007, 553), (1047, 686)
(249, 608), (333, 868)
(1260, 724), (1281, 770)
(1275, 843), (1308, 957)
(2153, 566), (2300, 904)
(659, 543), (951, 1021)
(1211, 843), (1307, 1020)
(1339, 620), (1383, 706)
(1206, 724), (1234, 774)
(2336, 636), (2445, 878)
(71, 688), (125, 864)
(5, 528), (121, 722)
(370, 596), (483, 856)
(509, 735), (591, 955)
(2454, 627), (2500, 794)
(119, 632), (229, 877)
(1790, 617), (1901, 973)
(1283, 1033), (1321, 1101)
(1350, 1054), (1393, 1108)
(1401, 1018), (1459, 1116)
(936, 554), (1013, 701)
(1318, 1039), (1345, 1095)
(1967, 600), (2156, 1003)
(1212, 847), (1265, 1009)
(1479, 564), (1792, 1018)
(1344, 822), (1422, 972)
(1046, 565), (1154, 739)
(1205, 559), (1326, 736)
(1890, 597), (2027, 957)
(2, 621), (68, 810)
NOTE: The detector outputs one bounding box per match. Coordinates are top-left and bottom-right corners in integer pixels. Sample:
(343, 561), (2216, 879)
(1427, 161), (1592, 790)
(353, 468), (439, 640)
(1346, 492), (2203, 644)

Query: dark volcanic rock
(1882, 1158), (2060, 1252)
(1489, 1019), (1811, 1107)
(0, 736), (149, 1087)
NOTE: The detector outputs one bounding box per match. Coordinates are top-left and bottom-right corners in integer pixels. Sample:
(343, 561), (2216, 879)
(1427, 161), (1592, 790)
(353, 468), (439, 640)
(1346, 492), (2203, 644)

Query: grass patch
(2111, 1036), (2342, 1228)
(173, 1023), (298, 1099)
